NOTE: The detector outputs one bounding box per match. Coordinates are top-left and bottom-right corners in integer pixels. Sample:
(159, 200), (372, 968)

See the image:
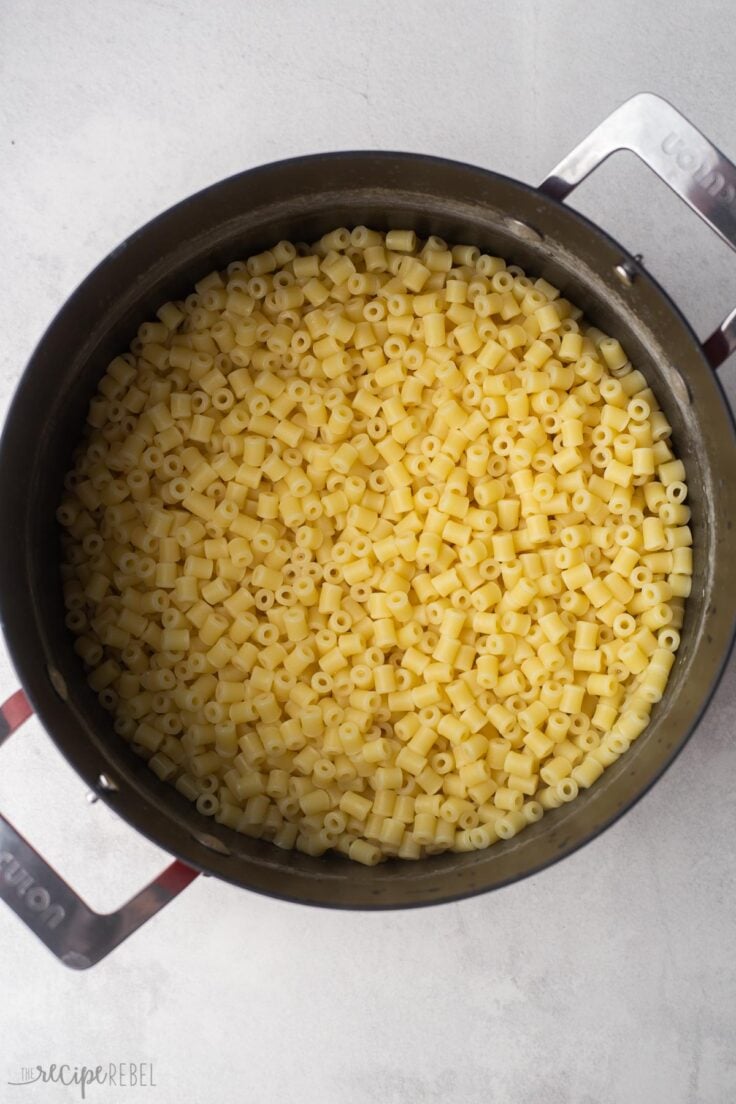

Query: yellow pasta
(58, 228), (690, 865)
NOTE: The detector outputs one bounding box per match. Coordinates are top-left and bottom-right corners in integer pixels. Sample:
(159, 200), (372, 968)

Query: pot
(1, 92), (735, 968)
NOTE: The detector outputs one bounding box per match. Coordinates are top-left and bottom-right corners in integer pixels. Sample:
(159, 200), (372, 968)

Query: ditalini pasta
(58, 229), (691, 865)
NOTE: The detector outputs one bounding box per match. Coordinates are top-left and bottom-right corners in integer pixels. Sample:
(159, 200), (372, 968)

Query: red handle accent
(157, 860), (201, 894)
(0, 689), (33, 738)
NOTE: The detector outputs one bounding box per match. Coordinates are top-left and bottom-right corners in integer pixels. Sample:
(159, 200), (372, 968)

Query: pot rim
(1, 149), (735, 908)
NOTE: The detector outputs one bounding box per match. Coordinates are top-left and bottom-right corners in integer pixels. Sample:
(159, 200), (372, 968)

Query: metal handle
(539, 91), (736, 369)
(0, 690), (199, 969)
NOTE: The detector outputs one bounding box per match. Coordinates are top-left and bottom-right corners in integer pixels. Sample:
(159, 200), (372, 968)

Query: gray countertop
(1, 2), (735, 1101)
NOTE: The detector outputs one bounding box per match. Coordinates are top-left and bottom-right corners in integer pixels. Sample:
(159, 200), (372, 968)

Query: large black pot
(1, 93), (734, 968)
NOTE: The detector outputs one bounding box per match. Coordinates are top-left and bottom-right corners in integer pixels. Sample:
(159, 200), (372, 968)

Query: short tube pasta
(60, 227), (689, 865)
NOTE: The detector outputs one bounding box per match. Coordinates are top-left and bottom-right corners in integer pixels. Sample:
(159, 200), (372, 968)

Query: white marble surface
(1, 2), (735, 1101)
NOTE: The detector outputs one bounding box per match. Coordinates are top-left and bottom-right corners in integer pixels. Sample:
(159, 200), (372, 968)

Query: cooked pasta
(58, 228), (691, 864)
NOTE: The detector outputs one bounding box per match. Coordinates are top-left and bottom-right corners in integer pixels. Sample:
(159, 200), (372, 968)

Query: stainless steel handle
(0, 690), (199, 969)
(539, 91), (736, 369)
